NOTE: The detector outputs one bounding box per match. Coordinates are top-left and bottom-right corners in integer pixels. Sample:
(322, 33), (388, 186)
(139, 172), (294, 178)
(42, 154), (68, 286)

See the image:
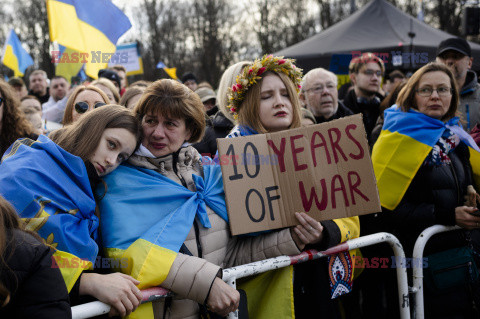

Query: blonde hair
(217, 61), (251, 122)
(238, 71), (302, 133)
(91, 78), (120, 103)
(62, 85), (110, 125)
(134, 79), (206, 143)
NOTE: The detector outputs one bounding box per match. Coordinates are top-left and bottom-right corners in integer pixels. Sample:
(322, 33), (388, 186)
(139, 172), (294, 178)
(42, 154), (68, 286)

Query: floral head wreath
(226, 55), (303, 120)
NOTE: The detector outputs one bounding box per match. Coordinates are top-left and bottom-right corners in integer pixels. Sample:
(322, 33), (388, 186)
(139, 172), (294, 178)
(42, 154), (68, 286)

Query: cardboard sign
(217, 114), (381, 235)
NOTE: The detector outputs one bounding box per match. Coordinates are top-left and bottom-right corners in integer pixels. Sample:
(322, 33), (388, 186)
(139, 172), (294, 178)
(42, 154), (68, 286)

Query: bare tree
(12, 0), (53, 77)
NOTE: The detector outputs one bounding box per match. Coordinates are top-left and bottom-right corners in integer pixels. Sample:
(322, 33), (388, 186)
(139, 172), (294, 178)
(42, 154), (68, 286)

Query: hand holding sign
(218, 115), (381, 236)
(290, 212), (324, 250)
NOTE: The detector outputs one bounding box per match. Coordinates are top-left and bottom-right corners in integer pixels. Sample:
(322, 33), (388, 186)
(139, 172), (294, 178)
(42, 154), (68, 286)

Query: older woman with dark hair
(0, 80), (36, 157)
(372, 62), (480, 318)
(99, 79), (325, 318)
(62, 85), (109, 125)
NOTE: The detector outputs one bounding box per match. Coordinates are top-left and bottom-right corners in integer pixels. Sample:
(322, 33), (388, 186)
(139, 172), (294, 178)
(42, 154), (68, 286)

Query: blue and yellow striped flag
(47, 0), (132, 79)
(99, 159), (228, 318)
(372, 106), (480, 210)
(0, 135), (99, 291)
(1, 29), (34, 77)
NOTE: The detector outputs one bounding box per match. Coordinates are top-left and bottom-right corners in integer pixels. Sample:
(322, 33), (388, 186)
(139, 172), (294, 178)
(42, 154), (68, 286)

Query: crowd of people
(0, 36), (479, 319)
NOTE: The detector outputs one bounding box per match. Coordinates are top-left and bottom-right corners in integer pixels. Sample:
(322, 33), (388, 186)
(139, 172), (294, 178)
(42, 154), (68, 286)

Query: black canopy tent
(275, 0), (480, 73)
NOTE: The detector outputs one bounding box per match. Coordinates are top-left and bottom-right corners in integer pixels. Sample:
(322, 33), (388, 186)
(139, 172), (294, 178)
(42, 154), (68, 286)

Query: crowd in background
(0, 36), (480, 318)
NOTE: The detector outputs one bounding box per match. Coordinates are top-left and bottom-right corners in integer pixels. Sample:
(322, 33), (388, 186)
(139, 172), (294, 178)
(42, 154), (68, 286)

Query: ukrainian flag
(99, 159), (228, 318)
(1, 29), (34, 77)
(0, 135), (99, 291)
(372, 106), (480, 210)
(47, 0), (132, 79)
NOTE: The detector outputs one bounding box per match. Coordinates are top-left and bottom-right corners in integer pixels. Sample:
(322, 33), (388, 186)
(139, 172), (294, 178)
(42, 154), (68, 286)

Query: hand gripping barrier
(71, 232), (410, 319)
(410, 225), (460, 319)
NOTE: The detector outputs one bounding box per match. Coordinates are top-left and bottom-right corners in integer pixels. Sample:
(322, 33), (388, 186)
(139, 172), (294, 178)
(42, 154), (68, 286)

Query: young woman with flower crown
(225, 55), (361, 318)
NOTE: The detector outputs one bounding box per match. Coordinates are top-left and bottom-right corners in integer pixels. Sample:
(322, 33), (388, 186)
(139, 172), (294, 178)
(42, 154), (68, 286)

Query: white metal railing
(72, 232), (411, 319)
(411, 225), (461, 319)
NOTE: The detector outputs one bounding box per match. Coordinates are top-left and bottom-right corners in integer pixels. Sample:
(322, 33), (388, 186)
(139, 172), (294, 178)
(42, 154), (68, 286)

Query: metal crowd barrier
(410, 225), (460, 319)
(71, 232), (410, 319)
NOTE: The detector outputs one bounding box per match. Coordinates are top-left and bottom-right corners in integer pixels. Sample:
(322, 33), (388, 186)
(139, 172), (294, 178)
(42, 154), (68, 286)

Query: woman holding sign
(372, 62), (480, 317)
(98, 79), (326, 319)
(224, 55), (361, 318)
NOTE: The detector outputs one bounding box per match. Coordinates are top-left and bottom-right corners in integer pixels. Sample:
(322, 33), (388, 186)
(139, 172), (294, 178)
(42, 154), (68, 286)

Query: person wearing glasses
(372, 62), (480, 317)
(342, 52), (385, 140)
(299, 68), (353, 124)
(0, 80), (37, 158)
(62, 85), (110, 126)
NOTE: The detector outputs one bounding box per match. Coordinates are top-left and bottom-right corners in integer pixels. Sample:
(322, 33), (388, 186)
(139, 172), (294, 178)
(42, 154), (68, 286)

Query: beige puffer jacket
(128, 145), (300, 319)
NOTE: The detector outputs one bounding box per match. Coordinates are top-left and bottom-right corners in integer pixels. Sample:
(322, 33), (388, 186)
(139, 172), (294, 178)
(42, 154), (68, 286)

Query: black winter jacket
(0, 229), (70, 318)
(378, 143), (479, 256)
(342, 89), (384, 140)
(193, 111), (235, 158)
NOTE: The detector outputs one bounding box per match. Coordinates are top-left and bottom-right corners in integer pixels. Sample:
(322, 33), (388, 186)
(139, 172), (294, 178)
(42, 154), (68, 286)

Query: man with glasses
(42, 76), (70, 124)
(299, 68), (352, 123)
(342, 52), (385, 139)
(436, 37), (480, 132)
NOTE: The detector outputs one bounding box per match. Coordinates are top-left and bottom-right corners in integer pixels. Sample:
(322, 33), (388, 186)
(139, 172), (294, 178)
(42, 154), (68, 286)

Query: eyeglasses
(362, 69), (383, 77)
(305, 83), (336, 94)
(74, 101), (106, 114)
(416, 87), (453, 97)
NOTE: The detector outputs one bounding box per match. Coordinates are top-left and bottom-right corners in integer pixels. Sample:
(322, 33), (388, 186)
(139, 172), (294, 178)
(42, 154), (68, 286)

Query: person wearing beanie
(436, 37), (480, 132)
(98, 69), (121, 93)
(181, 72), (198, 91)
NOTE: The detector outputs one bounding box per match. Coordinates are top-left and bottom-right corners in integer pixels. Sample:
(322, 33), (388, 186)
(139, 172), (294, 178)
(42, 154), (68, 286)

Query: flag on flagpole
(2, 29), (34, 76)
(417, 0), (424, 21)
(47, 0), (132, 79)
(156, 61), (177, 80)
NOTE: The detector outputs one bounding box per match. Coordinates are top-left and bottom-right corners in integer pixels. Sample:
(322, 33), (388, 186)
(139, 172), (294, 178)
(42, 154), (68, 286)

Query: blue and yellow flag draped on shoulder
(99, 158), (228, 318)
(2, 29), (34, 76)
(372, 105), (480, 210)
(0, 135), (99, 291)
(47, 0), (132, 78)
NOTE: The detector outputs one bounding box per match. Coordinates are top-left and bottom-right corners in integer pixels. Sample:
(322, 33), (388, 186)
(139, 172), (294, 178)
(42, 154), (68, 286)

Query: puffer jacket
(128, 145), (301, 318)
(458, 70), (480, 132)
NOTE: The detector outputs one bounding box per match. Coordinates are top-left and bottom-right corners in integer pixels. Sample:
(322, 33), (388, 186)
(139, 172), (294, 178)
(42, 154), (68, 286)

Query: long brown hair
(0, 80), (34, 157)
(50, 106), (142, 161)
(238, 71), (302, 133)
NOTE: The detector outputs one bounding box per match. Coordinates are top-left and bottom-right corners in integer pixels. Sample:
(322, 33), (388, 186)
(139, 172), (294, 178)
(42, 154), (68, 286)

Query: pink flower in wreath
(278, 59), (286, 65)
(257, 67), (266, 76)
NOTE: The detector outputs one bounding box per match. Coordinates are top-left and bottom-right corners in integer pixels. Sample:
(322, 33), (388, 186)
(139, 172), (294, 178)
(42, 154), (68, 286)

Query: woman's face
(72, 90), (106, 123)
(21, 98), (42, 114)
(89, 128), (137, 176)
(141, 112), (191, 157)
(258, 74), (293, 132)
(414, 71), (452, 120)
